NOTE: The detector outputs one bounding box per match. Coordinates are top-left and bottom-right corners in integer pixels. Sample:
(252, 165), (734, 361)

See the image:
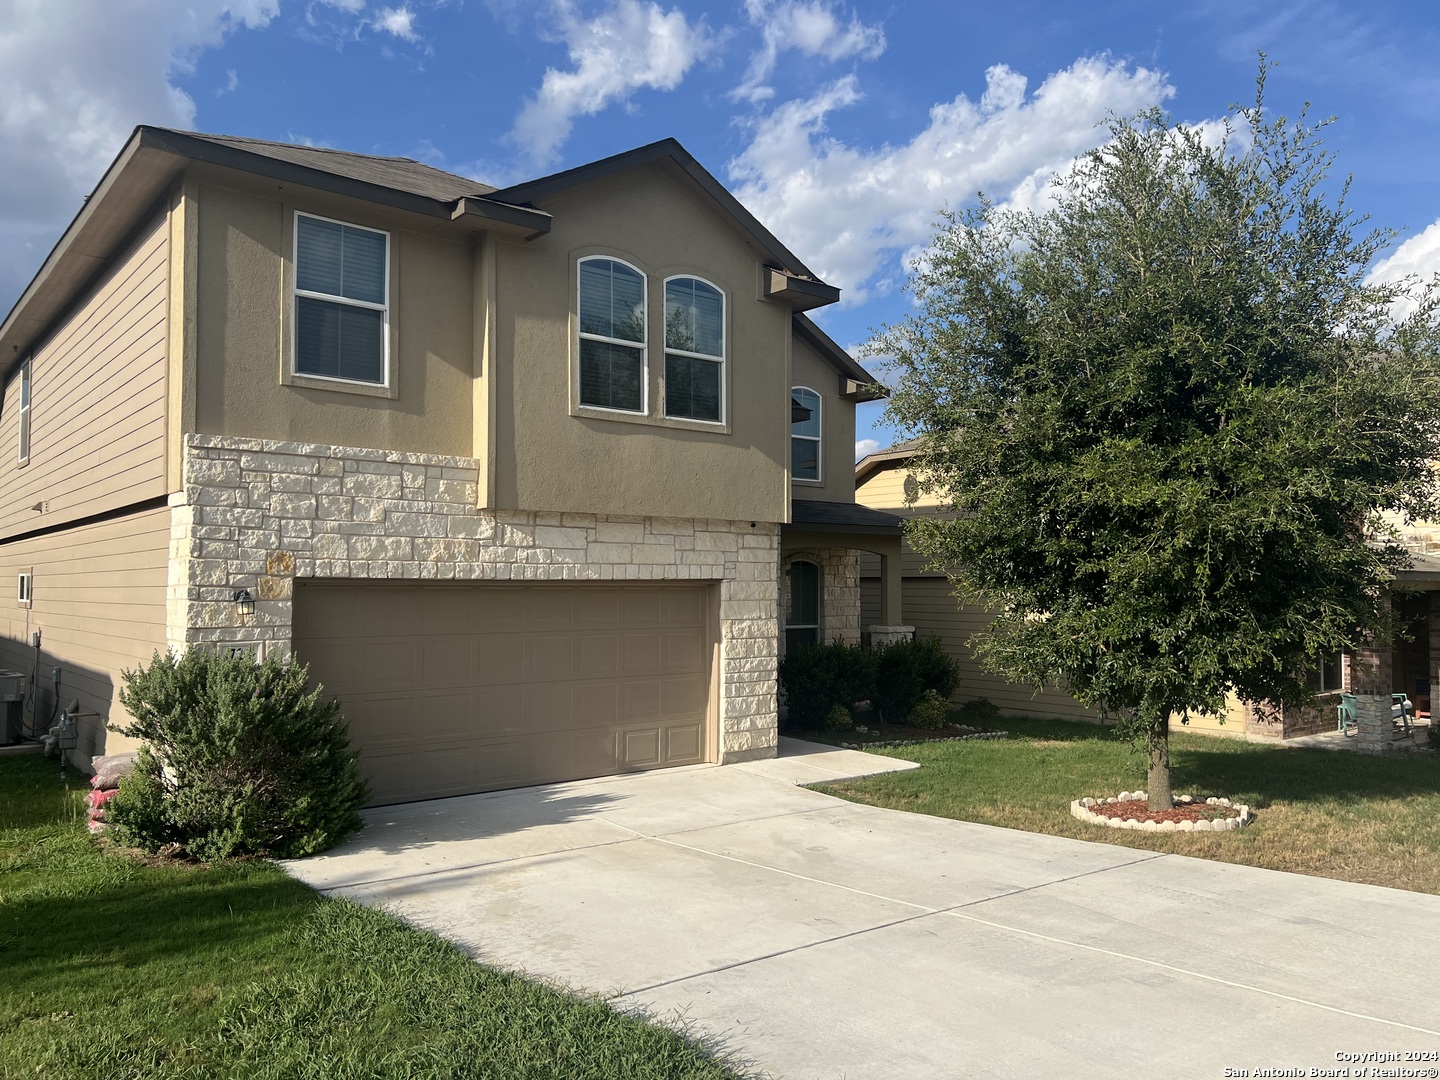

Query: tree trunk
(1146, 716), (1174, 811)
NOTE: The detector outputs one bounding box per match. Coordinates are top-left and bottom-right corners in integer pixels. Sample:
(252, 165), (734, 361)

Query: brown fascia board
(488, 138), (831, 286)
(792, 312), (886, 399)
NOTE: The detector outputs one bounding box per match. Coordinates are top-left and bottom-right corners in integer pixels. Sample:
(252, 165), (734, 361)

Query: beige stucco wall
(492, 164), (791, 523)
(0, 211), (170, 539)
(789, 332), (856, 504)
(0, 505), (171, 761)
(193, 173), (475, 458)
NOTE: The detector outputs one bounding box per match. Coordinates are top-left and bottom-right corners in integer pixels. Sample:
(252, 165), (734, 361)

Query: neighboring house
(856, 440), (1440, 739)
(855, 441), (1102, 725)
(0, 128), (901, 804)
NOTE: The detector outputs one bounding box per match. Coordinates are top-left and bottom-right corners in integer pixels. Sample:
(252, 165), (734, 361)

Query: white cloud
(511, 0), (715, 166)
(374, 5), (418, 41)
(316, 0), (366, 11)
(733, 0), (885, 104)
(217, 68), (241, 96)
(0, 0), (277, 308)
(1367, 218), (1440, 320)
(855, 437), (880, 460)
(727, 56), (1173, 302)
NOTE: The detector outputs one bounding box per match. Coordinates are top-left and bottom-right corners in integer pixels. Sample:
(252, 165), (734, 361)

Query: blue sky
(4, 1), (1440, 457)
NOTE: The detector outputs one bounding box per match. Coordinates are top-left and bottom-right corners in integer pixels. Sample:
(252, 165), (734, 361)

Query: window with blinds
(293, 213), (389, 385)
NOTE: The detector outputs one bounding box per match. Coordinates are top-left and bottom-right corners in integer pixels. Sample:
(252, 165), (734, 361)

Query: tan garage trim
(294, 579), (717, 805)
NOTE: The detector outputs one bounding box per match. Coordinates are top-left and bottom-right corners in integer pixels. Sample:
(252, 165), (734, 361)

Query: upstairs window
(293, 213), (389, 385)
(578, 257), (646, 413)
(17, 358), (30, 464)
(791, 386), (821, 481)
(664, 277), (724, 423)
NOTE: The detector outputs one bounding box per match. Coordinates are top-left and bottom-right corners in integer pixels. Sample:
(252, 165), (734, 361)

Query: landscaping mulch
(1087, 798), (1239, 824)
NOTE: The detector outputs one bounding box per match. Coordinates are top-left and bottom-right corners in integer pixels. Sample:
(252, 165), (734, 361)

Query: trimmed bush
(907, 690), (950, 730)
(108, 648), (368, 861)
(873, 636), (960, 725)
(823, 703), (855, 732)
(778, 640), (876, 733)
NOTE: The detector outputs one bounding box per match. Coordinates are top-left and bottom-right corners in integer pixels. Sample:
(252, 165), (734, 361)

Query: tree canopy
(871, 72), (1440, 807)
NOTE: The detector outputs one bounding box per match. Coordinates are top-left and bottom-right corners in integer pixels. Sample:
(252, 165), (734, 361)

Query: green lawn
(807, 716), (1440, 895)
(0, 754), (741, 1080)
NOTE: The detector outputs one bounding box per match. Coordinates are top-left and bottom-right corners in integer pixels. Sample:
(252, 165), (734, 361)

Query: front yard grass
(806, 716), (1440, 895)
(0, 754), (740, 1080)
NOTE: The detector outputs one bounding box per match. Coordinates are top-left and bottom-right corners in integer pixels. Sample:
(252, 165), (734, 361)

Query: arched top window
(785, 560), (820, 651)
(791, 386), (821, 481)
(578, 256), (646, 413)
(664, 276), (724, 423)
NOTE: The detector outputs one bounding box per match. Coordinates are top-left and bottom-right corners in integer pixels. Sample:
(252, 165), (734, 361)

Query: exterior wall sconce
(234, 589), (256, 617)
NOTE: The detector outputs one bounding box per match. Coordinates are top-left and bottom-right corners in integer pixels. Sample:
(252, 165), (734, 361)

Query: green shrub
(907, 690), (950, 730)
(108, 648), (368, 861)
(873, 636), (960, 725)
(778, 640), (876, 732)
(823, 703), (854, 732)
(955, 696), (1001, 725)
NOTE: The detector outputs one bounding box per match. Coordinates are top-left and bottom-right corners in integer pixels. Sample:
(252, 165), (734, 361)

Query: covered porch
(1243, 556), (1440, 750)
(780, 500), (908, 654)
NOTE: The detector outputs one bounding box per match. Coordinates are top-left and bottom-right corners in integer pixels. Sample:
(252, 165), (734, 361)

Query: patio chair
(1337, 693), (1357, 735)
(1392, 693), (1415, 737)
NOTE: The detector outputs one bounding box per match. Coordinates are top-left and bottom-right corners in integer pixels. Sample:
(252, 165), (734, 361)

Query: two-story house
(0, 128), (905, 804)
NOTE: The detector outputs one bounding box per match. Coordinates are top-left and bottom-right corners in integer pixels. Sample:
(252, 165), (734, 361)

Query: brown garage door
(293, 580), (715, 805)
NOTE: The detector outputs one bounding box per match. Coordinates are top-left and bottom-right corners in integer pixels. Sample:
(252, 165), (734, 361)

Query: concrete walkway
(286, 739), (1440, 1079)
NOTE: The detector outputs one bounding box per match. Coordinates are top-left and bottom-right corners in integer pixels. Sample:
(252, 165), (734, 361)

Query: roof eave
(0, 128), (182, 377)
(450, 196), (551, 239)
(854, 446), (915, 485)
(765, 269), (839, 312)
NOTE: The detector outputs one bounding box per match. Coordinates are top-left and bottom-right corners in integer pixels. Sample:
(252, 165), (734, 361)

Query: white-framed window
(578, 256), (647, 413)
(791, 386), (821, 481)
(785, 560), (821, 651)
(1305, 652), (1344, 693)
(293, 212), (389, 386)
(16, 571), (31, 607)
(663, 276), (724, 423)
(17, 358), (31, 464)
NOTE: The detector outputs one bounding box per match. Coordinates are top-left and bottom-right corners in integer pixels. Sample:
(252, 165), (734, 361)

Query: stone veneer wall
(779, 547), (861, 647)
(168, 434), (779, 762)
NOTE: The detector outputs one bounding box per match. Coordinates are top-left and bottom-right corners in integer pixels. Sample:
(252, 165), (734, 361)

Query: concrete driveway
(286, 739), (1440, 1079)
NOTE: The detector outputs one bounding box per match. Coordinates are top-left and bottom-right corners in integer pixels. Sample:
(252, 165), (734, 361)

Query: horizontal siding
(0, 506), (171, 764)
(862, 576), (1103, 723)
(855, 462), (945, 511)
(0, 213), (170, 539)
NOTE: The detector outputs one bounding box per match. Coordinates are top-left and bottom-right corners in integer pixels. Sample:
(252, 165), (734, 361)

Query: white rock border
(1070, 792), (1253, 833)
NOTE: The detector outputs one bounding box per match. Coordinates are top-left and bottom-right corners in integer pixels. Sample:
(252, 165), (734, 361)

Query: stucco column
(867, 535), (912, 646)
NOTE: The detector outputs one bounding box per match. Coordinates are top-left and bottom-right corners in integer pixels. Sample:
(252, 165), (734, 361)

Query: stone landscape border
(1070, 792), (1254, 833)
(839, 731), (1011, 750)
